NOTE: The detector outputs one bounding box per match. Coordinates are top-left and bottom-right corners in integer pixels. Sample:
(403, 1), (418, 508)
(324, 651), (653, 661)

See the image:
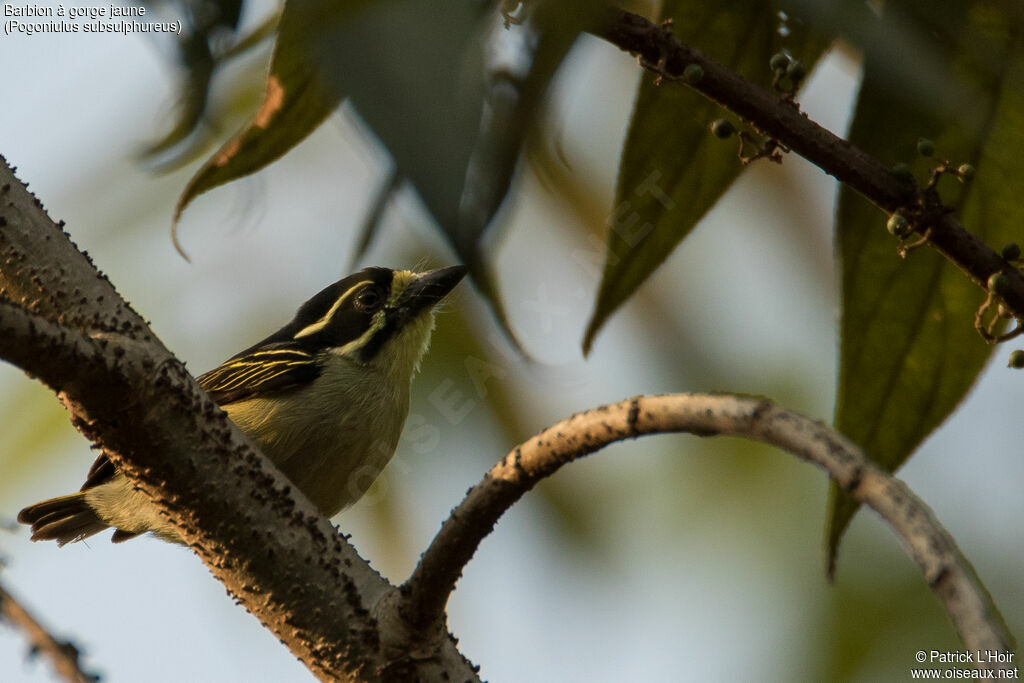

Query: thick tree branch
(0, 580), (99, 683)
(0, 157), (479, 682)
(590, 8), (1024, 322)
(403, 394), (1015, 671)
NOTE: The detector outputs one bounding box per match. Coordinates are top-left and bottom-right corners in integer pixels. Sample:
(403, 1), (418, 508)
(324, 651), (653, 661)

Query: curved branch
(402, 394), (1015, 670)
(0, 581), (100, 683)
(591, 8), (1024, 320)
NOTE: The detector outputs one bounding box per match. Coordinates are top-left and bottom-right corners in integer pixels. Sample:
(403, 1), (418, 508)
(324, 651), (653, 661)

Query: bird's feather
(197, 345), (322, 405)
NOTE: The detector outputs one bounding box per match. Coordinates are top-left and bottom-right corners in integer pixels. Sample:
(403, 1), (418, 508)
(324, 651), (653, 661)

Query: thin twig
(590, 8), (1024, 321)
(401, 394), (1015, 670)
(0, 581), (100, 683)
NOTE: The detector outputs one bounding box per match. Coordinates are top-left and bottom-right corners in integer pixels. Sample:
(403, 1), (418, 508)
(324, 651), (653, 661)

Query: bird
(18, 265), (467, 545)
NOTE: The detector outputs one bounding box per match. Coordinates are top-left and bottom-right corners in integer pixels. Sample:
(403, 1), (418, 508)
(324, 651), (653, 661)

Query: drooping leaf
(140, 0), (245, 160)
(828, 0), (1024, 575)
(176, 1), (588, 347)
(583, 1), (831, 353)
(172, 0), (370, 235)
(303, 0), (513, 341)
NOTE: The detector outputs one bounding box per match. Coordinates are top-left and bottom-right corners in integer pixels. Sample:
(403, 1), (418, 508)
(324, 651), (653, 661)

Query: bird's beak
(400, 266), (467, 316)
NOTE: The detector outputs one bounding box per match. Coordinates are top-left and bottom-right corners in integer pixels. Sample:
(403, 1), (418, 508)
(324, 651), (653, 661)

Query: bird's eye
(355, 286), (383, 312)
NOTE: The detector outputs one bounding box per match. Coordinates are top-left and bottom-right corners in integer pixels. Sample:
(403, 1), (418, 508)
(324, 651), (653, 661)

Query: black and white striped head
(267, 266), (466, 366)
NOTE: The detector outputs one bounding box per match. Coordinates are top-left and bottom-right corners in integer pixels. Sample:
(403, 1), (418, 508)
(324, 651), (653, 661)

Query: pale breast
(224, 357), (411, 517)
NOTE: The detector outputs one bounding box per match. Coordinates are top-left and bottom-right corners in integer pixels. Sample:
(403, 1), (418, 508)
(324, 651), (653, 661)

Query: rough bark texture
(0, 157), (479, 682)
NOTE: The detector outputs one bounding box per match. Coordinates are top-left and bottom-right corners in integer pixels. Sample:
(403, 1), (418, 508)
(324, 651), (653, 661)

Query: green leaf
(176, 1), (585, 347)
(828, 0), (1024, 575)
(172, 0), (368, 241)
(583, 2), (830, 353)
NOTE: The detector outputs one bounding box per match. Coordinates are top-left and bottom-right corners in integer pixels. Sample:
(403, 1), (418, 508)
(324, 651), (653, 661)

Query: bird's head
(280, 265), (467, 377)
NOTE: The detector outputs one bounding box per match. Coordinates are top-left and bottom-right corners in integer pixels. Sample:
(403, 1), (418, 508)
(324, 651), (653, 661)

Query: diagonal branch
(0, 156), (479, 682)
(402, 394), (1015, 671)
(590, 7), (1024, 322)
(0, 299), (107, 394)
(0, 580), (100, 683)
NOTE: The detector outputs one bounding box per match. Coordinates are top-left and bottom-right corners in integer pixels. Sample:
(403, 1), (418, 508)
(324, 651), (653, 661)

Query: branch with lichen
(403, 394), (1015, 671)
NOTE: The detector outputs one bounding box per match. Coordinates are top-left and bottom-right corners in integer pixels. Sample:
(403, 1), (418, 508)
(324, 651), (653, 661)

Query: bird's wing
(77, 347), (322, 493)
(197, 345), (322, 405)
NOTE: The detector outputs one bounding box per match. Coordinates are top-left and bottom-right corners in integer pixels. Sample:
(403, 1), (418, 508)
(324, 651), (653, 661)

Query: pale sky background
(1, 3), (1022, 682)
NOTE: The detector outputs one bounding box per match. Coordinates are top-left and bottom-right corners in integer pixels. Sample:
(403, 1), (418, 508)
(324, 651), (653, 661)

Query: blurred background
(1, 1), (1022, 681)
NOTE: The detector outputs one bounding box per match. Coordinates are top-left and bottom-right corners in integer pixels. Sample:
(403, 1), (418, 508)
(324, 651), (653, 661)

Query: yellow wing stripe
(200, 350), (316, 392)
(222, 349), (310, 361)
(206, 362), (307, 391)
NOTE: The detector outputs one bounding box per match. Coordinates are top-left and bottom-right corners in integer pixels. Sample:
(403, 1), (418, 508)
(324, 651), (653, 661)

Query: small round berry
(1002, 242), (1021, 262)
(1008, 350), (1024, 369)
(891, 162), (913, 182)
(769, 52), (790, 72)
(956, 163), (976, 181)
(886, 213), (911, 238)
(785, 59), (806, 82)
(710, 119), (735, 139)
(916, 138), (935, 157)
(988, 271), (1010, 296)
(683, 64), (704, 84)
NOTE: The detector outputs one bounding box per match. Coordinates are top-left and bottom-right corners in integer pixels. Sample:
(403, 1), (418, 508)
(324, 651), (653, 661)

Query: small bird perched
(19, 265), (466, 546)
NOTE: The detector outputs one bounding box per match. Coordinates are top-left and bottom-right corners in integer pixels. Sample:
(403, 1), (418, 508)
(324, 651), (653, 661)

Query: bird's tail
(18, 492), (108, 546)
